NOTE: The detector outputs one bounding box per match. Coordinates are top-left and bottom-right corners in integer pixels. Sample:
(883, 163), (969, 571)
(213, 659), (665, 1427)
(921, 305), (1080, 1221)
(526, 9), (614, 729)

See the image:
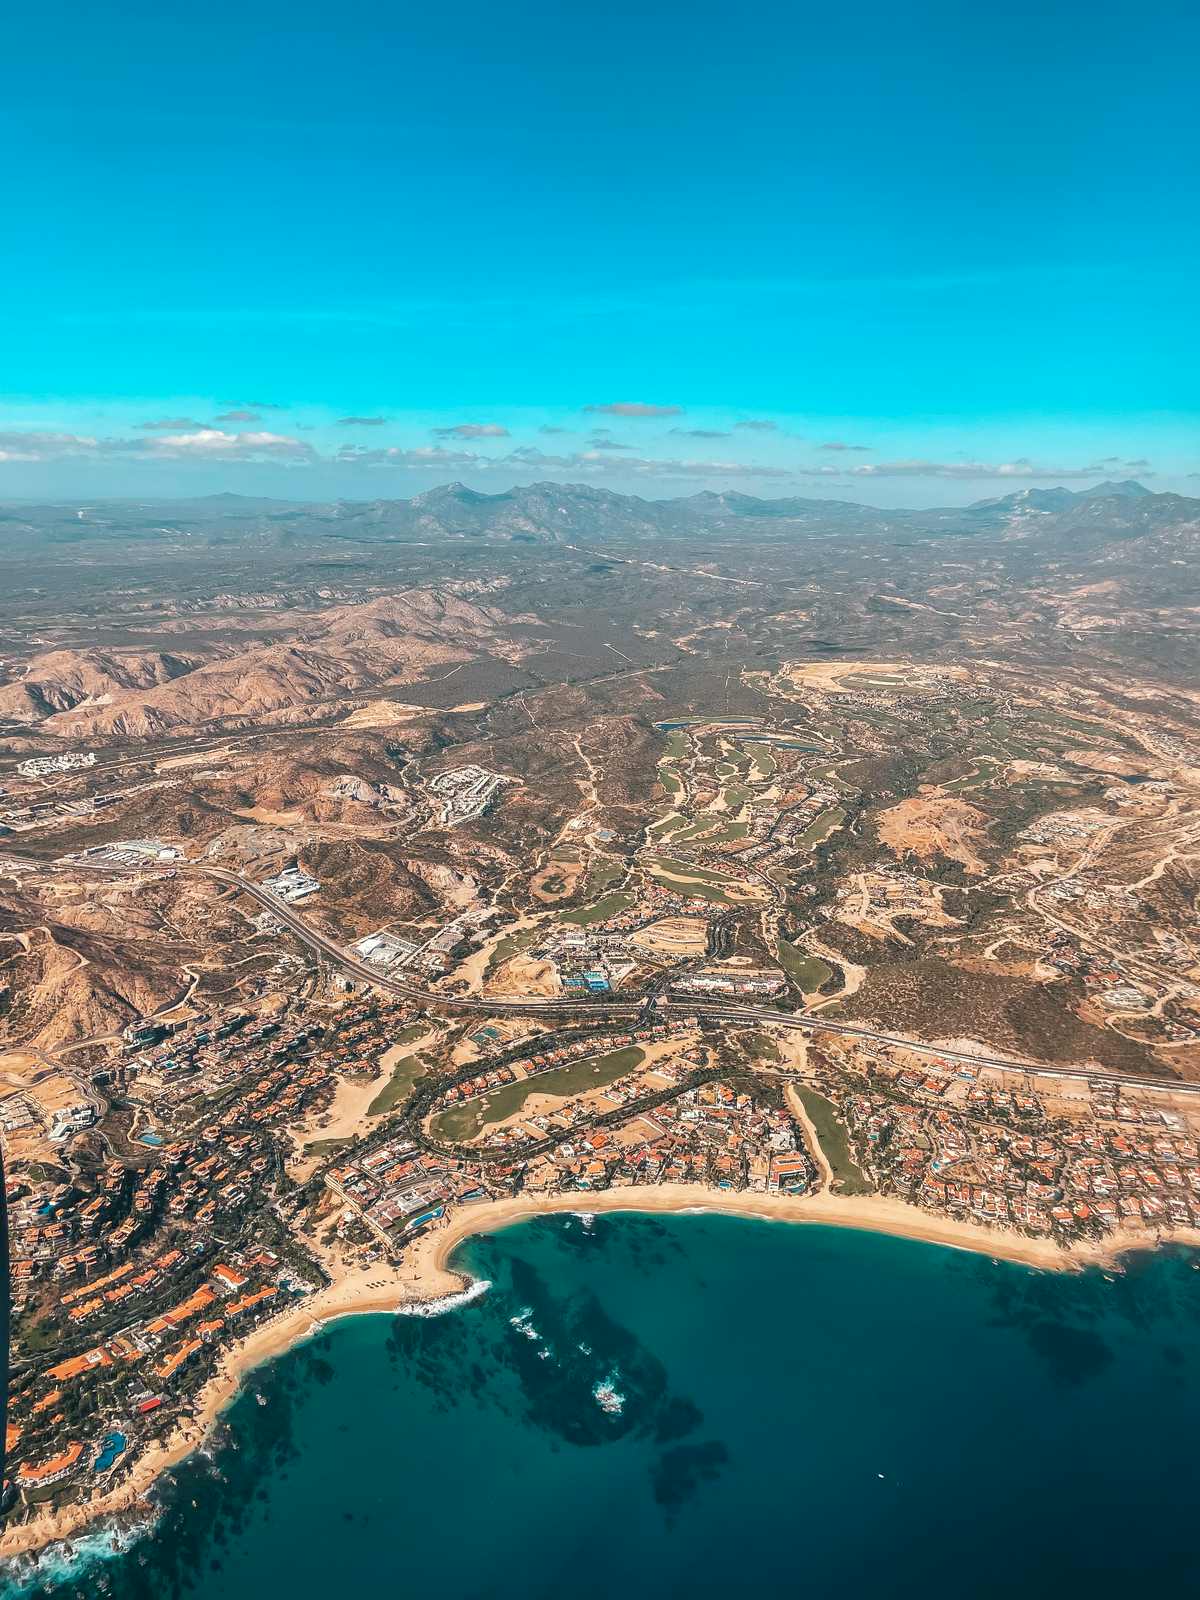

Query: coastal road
(198, 867), (639, 1021)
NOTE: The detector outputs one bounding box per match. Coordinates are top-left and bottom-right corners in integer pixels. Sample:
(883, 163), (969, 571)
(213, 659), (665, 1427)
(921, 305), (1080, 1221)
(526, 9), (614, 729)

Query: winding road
(200, 865), (1200, 1100)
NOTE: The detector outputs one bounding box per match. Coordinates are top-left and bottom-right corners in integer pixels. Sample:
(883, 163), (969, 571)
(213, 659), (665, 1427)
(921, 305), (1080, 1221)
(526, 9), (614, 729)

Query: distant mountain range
(0, 478), (1196, 552)
(1, 475), (1197, 741)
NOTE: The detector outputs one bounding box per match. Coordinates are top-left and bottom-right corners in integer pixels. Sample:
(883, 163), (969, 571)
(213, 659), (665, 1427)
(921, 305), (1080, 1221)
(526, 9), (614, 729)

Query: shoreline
(3, 1185), (1198, 1564)
(403, 1183), (1200, 1289)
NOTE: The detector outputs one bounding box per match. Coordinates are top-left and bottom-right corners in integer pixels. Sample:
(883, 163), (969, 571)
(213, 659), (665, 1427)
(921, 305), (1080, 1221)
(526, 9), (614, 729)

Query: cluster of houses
(5, 1243), (305, 1502)
(2, 991), (457, 1519)
(1037, 929), (1197, 1038)
(427, 763), (515, 828)
(6, 1130), (278, 1312)
(644, 723), (852, 896)
(432, 1024), (691, 1124)
(516, 1081), (814, 1196)
(326, 1137), (493, 1247)
(124, 993), (422, 1125)
(447, 1051), (699, 1153)
(813, 1051), (1200, 1239)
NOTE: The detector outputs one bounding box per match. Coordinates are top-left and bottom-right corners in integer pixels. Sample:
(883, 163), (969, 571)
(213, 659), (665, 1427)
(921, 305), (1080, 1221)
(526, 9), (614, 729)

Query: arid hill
(0, 648), (202, 723)
(35, 589), (539, 739)
(0, 906), (183, 1050)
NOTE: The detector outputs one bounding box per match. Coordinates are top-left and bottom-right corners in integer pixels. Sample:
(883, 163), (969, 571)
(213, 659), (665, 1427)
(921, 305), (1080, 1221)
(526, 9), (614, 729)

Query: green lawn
(649, 811), (689, 840)
(792, 1086), (871, 1195)
(942, 757), (999, 793)
(741, 1029), (780, 1062)
(651, 855), (742, 884)
(808, 761), (857, 795)
(670, 816), (749, 846)
(779, 938), (833, 993)
(306, 1137), (352, 1159)
(430, 1046), (645, 1141)
(797, 806), (847, 848)
(368, 1054), (429, 1116)
(742, 743), (777, 779)
(645, 869), (739, 906)
(392, 1021), (434, 1046)
(584, 859), (625, 892)
(658, 763), (685, 799)
(560, 891), (634, 925)
(488, 926), (542, 967)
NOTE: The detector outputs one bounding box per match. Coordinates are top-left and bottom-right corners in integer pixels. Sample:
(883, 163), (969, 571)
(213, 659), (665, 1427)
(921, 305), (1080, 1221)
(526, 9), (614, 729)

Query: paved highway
(205, 867), (1200, 1100)
(656, 1002), (1196, 1097)
(53, 857), (1200, 1098)
(201, 867), (640, 1020)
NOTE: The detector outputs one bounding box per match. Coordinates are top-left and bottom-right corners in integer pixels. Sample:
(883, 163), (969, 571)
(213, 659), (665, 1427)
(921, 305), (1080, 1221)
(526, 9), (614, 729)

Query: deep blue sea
(5, 1214), (1199, 1599)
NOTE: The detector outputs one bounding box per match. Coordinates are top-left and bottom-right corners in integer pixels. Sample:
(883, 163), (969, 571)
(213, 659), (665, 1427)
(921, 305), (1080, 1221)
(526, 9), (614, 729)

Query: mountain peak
(1077, 479), (1151, 500)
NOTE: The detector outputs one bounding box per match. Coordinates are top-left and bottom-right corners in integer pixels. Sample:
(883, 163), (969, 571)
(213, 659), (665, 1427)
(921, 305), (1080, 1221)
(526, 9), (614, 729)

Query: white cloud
(144, 429), (316, 462)
(335, 442), (790, 481)
(537, 449), (789, 479)
(335, 444), (482, 467)
(0, 430), (121, 461)
(0, 427), (315, 464)
(0, 423), (1145, 492)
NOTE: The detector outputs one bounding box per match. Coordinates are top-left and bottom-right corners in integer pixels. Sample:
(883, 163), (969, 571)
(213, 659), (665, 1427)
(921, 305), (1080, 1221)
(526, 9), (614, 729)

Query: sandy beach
(402, 1183), (1200, 1289)
(3, 1185), (1197, 1563)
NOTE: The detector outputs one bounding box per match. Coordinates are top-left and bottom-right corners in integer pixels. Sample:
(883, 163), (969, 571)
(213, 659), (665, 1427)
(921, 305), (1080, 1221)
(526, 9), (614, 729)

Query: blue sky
(2, 0), (1197, 503)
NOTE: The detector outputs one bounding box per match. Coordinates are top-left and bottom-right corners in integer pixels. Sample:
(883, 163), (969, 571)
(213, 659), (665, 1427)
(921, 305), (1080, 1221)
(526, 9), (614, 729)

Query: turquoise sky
(2, 0), (1197, 503)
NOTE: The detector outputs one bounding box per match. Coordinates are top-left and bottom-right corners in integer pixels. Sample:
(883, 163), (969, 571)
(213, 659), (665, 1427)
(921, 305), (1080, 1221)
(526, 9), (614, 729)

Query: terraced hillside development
(3, 478), (1200, 1551)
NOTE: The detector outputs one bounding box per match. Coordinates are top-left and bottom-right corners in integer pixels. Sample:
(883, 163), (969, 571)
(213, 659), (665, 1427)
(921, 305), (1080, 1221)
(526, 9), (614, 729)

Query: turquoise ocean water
(3, 1214), (1199, 1598)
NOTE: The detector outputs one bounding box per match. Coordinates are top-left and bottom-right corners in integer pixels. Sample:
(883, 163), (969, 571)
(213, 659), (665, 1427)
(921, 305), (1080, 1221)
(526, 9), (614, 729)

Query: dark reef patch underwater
(4, 1213), (1199, 1599)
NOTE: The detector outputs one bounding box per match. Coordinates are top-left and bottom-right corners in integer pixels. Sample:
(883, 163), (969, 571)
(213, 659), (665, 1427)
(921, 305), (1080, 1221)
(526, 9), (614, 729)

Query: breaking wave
(0, 1515), (154, 1598)
(392, 1278), (492, 1318)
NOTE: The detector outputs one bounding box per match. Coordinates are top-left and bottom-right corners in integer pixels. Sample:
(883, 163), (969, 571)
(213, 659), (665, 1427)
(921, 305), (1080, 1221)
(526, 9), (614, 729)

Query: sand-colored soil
(629, 916), (709, 957)
(455, 1035), (698, 1142)
(287, 1027), (442, 1180)
(783, 661), (969, 694)
(482, 954), (561, 998)
(877, 793), (989, 875)
(785, 1085), (832, 1187)
(446, 913), (548, 994)
(531, 858), (585, 903)
(340, 701), (430, 729)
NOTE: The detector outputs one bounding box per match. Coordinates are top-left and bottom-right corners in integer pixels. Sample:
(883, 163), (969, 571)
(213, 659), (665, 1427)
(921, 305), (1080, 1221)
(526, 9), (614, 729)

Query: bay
(5, 1214), (1199, 1599)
